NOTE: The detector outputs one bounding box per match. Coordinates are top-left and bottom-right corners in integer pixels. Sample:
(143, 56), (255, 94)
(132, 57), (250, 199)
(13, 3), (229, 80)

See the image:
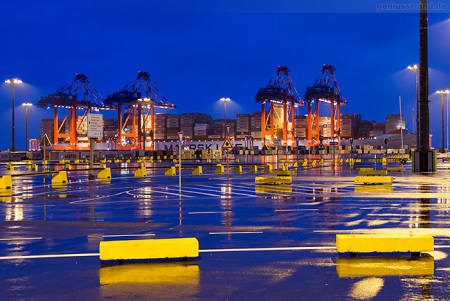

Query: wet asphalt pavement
(1, 155), (450, 300)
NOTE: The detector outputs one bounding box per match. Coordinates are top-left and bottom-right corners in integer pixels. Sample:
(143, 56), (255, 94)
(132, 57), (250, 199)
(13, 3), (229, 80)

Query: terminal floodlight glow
(5, 78), (22, 84)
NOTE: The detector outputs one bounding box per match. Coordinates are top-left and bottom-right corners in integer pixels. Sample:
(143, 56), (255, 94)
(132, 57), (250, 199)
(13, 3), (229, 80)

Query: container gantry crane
(105, 71), (175, 150)
(37, 74), (114, 150)
(255, 66), (305, 147)
(304, 65), (347, 146)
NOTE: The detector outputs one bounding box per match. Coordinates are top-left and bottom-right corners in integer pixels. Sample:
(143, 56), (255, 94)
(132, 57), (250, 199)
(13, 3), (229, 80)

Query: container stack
(236, 114), (250, 139)
(166, 114), (180, 140)
(293, 115), (307, 139)
(250, 111), (261, 139)
(154, 113), (168, 140)
(76, 116), (87, 136)
(340, 113), (361, 138)
(319, 117), (331, 138)
(385, 114), (404, 134)
(103, 119), (118, 140)
(180, 113), (195, 139)
(194, 123), (210, 140)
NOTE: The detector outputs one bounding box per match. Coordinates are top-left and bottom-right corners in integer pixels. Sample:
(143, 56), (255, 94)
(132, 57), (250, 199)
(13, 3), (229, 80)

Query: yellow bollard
(311, 160), (317, 167)
(25, 161), (32, 169)
(32, 164), (38, 171)
(382, 157), (387, 165)
(234, 166), (242, 174)
(65, 164), (72, 170)
(6, 162), (14, 171)
(264, 164), (273, 173)
(293, 162), (298, 168)
(302, 159), (308, 167)
(249, 165), (258, 173)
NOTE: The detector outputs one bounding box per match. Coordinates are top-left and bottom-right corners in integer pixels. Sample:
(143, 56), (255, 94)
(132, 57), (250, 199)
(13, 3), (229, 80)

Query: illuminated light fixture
(5, 78), (23, 151)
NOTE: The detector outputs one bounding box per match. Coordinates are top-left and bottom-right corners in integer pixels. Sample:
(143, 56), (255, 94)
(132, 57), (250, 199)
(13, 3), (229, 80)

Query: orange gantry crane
(105, 71), (175, 150)
(304, 65), (347, 146)
(255, 66), (305, 147)
(37, 74), (114, 150)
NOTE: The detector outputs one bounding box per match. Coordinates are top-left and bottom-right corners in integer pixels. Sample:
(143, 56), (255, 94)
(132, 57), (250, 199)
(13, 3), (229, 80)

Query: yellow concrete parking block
(336, 234), (434, 254)
(99, 238), (199, 261)
(354, 176), (393, 184)
(255, 176), (292, 184)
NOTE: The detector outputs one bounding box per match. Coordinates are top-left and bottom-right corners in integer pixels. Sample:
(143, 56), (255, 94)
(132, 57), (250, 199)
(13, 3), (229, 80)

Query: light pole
(22, 103), (32, 151)
(436, 90), (449, 153)
(5, 79), (22, 152)
(220, 97), (231, 180)
(408, 65), (419, 150)
(220, 98), (231, 138)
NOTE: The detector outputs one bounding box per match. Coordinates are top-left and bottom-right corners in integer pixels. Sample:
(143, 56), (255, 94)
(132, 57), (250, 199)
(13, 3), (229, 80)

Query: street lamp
(5, 78), (22, 152)
(436, 90), (449, 153)
(22, 103), (32, 151)
(220, 98), (231, 138)
(407, 65), (419, 150)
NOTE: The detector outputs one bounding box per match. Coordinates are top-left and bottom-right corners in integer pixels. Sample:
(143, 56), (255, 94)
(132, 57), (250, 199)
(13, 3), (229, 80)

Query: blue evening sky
(0, 0), (449, 150)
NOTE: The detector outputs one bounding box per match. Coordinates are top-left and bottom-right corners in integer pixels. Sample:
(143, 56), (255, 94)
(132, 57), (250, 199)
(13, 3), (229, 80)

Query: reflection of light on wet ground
(349, 277), (384, 300)
(100, 262), (199, 299)
(5, 205), (23, 221)
(99, 261), (199, 284)
(336, 255), (434, 278)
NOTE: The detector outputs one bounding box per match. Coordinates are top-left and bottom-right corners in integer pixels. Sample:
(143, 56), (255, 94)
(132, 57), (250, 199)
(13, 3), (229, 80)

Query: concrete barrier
(249, 165), (258, 173)
(52, 171), (68, 185)
(192, 166), (202, 175)
(264, 164), (272, 173)
(135, 166), (147, 177)
(336, 233), (434, 255)
(255, 176), (292, 184)
(234, 166), (242, 174)
(0, 175), (12, 189)
(215, 164), (224, 174)
(99, 238), (199, 262)
(165, 166), (176, 176)
(354, 176), (393, 184)
(98, 168), (111, 179)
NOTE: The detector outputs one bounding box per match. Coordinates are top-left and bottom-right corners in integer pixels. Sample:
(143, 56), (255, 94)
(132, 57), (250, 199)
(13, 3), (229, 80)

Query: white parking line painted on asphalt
(138, 188), (193, 198)
(274, 209), (319, 212)
(0, 246), (336, 260)
(188, 186), (257, 197)
(102, 234), (155, 238)
(188, 211), (222, 214)
(199, 246), (337, 252)
(164, 186), (221, 197)
(0, 237), (42, 241)
(0, 253), (100, 260)
(209, 232), (263, 235)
